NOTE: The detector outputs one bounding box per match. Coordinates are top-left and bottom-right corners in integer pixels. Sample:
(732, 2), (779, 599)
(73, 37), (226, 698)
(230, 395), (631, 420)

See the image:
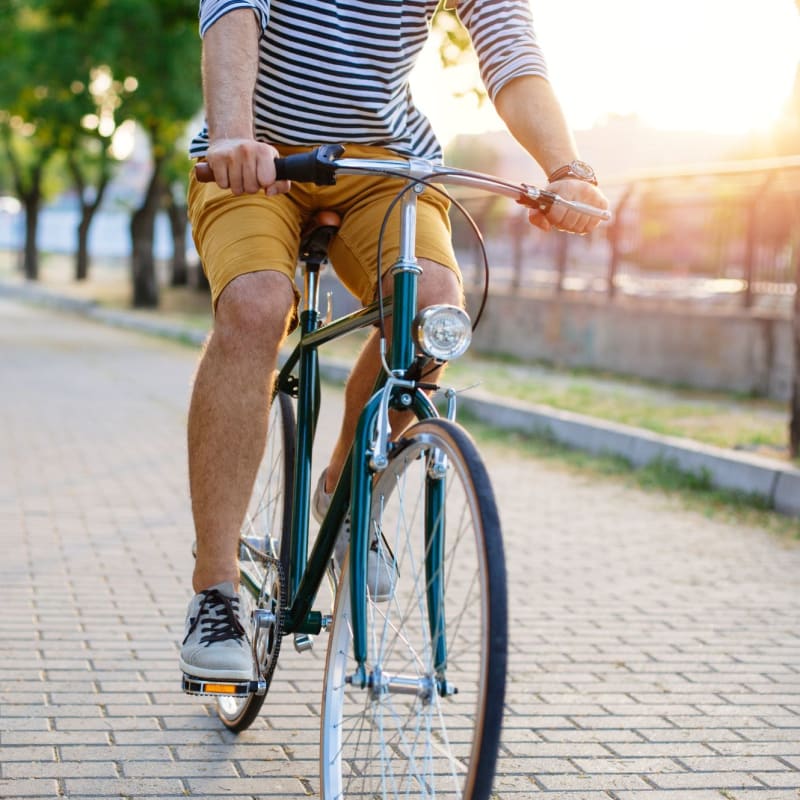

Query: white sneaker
(312, 469), (398, 602)
(179, 581), (253, 681)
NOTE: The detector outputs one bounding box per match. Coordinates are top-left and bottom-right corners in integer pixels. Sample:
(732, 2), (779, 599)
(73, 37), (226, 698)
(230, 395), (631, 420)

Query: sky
(410, 0), (800, 144)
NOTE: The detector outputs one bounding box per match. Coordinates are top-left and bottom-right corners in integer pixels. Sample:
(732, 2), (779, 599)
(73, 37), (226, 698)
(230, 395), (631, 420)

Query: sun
(411, 0), (800, 140)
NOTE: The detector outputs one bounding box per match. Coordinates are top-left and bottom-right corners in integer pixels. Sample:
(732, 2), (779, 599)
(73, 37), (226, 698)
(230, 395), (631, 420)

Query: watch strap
(547, 162), (598, 186)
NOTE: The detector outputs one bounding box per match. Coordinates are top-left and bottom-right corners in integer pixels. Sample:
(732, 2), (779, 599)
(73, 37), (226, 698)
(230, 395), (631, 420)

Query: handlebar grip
(194, 144), (346, 186)
(567, 200), (612, 222)
(274, 144), (345, 185)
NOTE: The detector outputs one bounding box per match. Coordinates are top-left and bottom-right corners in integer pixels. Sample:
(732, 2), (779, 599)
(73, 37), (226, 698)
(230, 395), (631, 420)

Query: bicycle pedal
(181, 674), (266, 697)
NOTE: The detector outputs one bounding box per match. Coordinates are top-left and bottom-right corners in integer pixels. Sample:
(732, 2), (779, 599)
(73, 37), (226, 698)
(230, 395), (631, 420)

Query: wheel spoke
(216, 388), (294, 732)
(320, 419), (507, 799)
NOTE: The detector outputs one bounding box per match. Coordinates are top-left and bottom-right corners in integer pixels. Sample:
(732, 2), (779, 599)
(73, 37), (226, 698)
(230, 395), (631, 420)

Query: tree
(433, 3), (488, 107)
(0, 3), (62, 279)
(60, 63), (133, 282)
(161, 139), (195, 288)
(0, 1), (135, 282)
(24, 0), (202, 306)
(91, 0), (201, 307)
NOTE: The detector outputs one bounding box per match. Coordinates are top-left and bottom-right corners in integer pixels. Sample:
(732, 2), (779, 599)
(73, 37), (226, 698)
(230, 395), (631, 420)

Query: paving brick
(0, 778), (59, 797)
(719, 792), (800, 800)
(2, 297), (800, 798)
(3, 761), (118, 779)
(62, 778), (185, 796)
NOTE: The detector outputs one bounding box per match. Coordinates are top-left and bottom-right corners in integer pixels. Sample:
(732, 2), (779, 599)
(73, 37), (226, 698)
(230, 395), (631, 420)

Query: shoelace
(183, 589), (246, 647)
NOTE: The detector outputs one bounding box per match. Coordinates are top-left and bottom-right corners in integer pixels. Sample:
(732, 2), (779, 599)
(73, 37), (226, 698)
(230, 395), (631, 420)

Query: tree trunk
(70, 154), (111, 282)
(2, 134), (53, 281)
(0, 132), (39, 280)
(165, 192), (189, 287)
(11, 158), (45, 281)
(22, 191), (40, 280)
(76, 215), (91, 282)
(130, 157), (163, 308)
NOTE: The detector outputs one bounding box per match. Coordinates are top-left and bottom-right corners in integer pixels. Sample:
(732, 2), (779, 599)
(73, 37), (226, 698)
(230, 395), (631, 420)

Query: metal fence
(454, 155), (800, 313)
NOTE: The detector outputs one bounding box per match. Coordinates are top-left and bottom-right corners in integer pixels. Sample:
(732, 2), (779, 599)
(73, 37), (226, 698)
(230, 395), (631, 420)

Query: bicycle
(184, 145), (610, 799)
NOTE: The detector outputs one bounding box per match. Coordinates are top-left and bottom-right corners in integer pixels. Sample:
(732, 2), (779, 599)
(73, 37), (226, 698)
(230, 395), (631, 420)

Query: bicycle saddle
(300, 210), (341, 265)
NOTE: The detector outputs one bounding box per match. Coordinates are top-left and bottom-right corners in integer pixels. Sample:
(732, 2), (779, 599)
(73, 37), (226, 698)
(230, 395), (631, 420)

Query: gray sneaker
(179, 581), (253, 681)
(312, 469), (398, 602)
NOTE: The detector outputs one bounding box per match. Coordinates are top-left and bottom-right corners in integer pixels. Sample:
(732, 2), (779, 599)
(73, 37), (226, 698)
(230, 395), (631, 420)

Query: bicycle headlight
(412, 305), (472, 362)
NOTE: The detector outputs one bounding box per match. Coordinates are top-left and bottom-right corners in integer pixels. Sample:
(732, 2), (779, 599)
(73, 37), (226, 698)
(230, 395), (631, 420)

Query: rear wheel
(320, 418), (507, 799)
(217, 388), (295, 732)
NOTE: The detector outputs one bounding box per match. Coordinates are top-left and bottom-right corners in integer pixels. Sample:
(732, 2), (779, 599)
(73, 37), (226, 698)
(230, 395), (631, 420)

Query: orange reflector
(204, 683), (238, 694)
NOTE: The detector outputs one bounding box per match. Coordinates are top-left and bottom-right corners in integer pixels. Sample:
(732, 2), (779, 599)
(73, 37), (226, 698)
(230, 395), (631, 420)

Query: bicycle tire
(319, 418), (507, 799)
(217, 388), (295, 732)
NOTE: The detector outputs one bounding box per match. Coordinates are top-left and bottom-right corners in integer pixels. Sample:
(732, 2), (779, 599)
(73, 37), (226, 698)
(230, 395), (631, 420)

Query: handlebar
(194, 145), (612, 222)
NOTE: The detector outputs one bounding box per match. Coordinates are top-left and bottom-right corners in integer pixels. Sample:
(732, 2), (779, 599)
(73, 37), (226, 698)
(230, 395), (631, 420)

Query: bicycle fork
(345, 379), (457, 701)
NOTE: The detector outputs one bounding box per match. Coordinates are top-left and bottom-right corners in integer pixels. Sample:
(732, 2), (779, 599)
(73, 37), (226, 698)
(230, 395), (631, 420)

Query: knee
(214, 272), (296, 353)
(416, 260), (463, 311)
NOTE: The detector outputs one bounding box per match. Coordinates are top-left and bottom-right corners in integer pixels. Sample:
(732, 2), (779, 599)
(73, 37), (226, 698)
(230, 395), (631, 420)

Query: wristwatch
(547, 160), (598, 186)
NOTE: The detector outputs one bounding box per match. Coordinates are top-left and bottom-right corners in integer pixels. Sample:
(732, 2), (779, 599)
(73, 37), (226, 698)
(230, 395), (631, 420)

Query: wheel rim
(321, 425), (502, 799)
(217, 392), (292, 727)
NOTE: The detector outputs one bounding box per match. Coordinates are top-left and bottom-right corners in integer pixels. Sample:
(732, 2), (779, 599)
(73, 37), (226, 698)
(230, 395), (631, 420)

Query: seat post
(303, 263), (322, 319)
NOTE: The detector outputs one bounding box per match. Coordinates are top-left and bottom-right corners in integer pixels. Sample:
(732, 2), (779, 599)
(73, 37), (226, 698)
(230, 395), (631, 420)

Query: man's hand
(205, 138), (291, 196)
(527, 178), (609, 235)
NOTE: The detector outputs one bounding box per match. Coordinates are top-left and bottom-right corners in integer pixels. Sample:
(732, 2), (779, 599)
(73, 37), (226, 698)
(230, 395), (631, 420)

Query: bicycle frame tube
(278, 302), (398, 632)
(286, 296), (320, 609)
(426, 475), (447, 675)
(348, 186), (447, 675)
(277, 174), (449, 674)
(389, 188), (422, 372)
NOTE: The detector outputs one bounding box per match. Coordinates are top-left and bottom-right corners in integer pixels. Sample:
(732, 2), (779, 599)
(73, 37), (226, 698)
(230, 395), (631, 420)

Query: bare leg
(323, 260), (462, 493)
(188, 272), (296, 592)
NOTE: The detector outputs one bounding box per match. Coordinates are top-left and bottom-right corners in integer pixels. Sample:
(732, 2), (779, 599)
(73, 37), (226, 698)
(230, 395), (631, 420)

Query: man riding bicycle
(180, 0), (608, 683)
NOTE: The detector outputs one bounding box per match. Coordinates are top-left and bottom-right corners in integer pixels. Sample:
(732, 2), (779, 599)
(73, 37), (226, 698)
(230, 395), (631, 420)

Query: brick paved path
(1, 297), (799, 800)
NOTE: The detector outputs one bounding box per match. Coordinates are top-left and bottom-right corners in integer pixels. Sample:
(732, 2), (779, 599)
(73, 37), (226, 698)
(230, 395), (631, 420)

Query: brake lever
(518, 184), (612, 222)
(517, 184), (554, 214)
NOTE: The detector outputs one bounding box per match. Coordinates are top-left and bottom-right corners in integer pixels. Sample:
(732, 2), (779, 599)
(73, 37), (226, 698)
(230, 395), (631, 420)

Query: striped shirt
(189, 0), (548, 162)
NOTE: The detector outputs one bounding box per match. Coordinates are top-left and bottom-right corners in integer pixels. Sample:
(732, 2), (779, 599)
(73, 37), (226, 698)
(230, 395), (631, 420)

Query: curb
(3, 278), (799, 518)
(0, 280), (210, 345)
(457, 392), (800, 518)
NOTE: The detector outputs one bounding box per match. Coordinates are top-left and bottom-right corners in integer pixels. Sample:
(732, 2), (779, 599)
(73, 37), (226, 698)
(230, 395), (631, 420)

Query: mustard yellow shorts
(187, 143), (460, 313)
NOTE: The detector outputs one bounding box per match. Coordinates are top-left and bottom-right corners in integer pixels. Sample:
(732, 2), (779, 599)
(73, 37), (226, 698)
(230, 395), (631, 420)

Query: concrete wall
(466, 289), (794, 401)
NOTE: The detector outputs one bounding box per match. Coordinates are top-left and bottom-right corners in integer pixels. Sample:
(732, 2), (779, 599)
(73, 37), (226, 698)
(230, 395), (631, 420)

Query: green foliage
(431, 3), (487, 106)
(0, 0), (201, 184)
(433, 5), (472, 70)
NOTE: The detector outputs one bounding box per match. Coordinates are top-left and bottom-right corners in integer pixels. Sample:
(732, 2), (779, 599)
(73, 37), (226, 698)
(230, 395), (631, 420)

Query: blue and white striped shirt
(190, 0), (548, 162)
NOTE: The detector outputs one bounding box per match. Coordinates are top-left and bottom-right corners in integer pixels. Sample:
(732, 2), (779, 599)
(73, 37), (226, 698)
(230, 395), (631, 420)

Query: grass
(462, 414), (800, 542)
(313, 327), (792, 461)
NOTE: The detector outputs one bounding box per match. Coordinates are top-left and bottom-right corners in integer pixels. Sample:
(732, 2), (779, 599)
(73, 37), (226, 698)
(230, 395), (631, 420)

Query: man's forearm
(494, 75), (580, 178)
(202, 9), (261, 141)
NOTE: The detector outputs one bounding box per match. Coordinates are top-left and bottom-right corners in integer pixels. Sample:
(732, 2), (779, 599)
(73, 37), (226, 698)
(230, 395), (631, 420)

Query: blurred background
(1, 0), (799, 457)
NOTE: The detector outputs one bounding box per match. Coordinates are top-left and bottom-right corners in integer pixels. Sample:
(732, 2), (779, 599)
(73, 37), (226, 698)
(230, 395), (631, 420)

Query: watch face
(570, 160), (595, 180)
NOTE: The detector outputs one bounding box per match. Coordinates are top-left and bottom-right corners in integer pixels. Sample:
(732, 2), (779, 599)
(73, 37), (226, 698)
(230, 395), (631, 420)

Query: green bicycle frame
(274, 184), (444, 678)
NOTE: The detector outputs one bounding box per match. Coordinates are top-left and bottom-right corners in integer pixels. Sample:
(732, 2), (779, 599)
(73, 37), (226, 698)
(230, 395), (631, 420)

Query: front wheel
(320, 419), (507, 799)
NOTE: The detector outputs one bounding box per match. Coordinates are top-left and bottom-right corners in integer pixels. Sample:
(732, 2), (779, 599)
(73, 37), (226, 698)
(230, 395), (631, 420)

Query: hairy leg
(323, 260), (462, 493)
(188, 271), (296, 592)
